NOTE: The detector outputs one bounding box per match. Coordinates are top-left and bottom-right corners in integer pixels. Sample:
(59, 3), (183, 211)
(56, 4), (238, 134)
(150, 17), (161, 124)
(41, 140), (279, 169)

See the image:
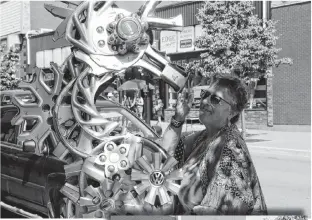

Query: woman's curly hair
(209, 73), (249, 124)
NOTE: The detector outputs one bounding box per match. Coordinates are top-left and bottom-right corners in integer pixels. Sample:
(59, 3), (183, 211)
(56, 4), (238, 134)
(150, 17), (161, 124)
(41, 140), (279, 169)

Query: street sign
(178, 26), (194, 52)
(160, 31), (177, 53)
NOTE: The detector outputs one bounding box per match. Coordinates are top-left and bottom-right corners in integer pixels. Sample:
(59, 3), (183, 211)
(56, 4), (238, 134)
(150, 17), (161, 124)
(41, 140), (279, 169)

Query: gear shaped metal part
(11, 63), (64, 155)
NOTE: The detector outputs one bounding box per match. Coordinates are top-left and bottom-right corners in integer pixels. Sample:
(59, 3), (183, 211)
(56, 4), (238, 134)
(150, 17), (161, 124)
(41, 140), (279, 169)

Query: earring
(227, 118), (231, 127)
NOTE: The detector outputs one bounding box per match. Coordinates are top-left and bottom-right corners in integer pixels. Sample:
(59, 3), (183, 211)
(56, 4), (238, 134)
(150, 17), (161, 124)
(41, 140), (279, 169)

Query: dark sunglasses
(200, 89), (232, 106)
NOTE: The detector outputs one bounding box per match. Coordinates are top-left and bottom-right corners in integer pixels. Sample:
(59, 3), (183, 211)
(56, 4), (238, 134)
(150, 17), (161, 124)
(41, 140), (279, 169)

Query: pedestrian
(112, 90), (119, 103)
(122, 94), (131, 108)
(135, 91), (144, 120)
(154, 99), (164, 124)
(129, 95), (137, 114)
(107, 92), (113, 101)
(122, 94), (130, 126)
(160, 73), (267, 215)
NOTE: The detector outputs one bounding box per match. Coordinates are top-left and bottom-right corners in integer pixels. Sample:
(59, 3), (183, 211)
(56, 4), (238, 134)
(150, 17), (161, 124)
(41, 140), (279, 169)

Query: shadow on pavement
(268, 208), (306, 216)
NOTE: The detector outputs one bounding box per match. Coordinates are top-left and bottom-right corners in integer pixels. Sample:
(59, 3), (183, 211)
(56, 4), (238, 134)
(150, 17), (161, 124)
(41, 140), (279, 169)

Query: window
(1, 38), (8, 53)
(247, 77), (267, 110)
(1, 107), (18, 143)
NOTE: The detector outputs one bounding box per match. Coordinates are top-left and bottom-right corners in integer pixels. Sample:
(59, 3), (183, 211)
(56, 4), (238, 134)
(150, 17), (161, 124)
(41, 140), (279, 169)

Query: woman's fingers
(186, 163), (198, 172)
(177, 93), (183, 104)
(187, 91), (194, 109)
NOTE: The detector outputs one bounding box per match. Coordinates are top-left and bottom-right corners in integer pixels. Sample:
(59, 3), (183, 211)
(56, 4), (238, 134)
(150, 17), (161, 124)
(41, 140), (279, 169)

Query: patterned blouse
(174, 124), (267, 215)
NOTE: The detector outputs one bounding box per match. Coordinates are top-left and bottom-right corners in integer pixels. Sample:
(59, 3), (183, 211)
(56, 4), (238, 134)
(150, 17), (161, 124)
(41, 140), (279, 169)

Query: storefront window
(0, 38), (7, 52)
(247, 77), (267, 110)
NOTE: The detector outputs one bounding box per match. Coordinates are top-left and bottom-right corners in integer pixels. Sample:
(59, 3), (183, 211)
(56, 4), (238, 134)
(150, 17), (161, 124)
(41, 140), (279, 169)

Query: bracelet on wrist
(170, 116), (184, 128)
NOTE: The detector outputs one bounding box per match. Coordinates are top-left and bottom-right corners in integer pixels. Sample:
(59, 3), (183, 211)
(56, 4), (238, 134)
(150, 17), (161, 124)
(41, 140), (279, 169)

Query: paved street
(251, 151), (310, 216)
(246, 129), (311, 216)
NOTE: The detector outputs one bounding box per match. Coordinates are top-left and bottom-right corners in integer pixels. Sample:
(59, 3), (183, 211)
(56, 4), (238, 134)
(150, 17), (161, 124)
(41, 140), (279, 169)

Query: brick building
(271, 1), (311, 125)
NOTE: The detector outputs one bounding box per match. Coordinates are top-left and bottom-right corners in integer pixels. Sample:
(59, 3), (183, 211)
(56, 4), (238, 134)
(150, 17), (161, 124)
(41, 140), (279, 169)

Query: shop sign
(160, 31), (177, 53)
(178, 26), (194, 52)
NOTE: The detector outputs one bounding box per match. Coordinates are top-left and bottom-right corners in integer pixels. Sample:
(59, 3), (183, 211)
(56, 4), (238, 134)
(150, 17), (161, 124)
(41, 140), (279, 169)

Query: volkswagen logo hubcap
(150, 171), (165, 186)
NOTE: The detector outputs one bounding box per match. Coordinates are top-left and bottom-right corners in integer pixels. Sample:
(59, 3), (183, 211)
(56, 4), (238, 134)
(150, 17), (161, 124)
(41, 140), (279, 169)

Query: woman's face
(199, 83), (236, 130)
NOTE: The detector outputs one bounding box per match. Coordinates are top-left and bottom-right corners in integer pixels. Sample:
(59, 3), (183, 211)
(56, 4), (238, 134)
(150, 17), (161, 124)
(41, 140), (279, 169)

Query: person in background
(129, 95), (137, 114)
(135, 91), (144, 120)
(154, 99), (164, 124)
(122, 94), (131, 126)
(112, 90), (119, 103)
(107, 92), (114, 101)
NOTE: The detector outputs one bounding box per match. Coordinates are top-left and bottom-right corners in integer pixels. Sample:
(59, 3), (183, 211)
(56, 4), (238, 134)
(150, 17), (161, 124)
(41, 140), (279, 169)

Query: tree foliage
(0, 45), (20, 91)
(187, 1), (292, 84)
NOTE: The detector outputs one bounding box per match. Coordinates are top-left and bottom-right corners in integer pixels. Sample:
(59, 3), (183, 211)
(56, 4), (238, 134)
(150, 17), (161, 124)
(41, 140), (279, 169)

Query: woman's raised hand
(174, 88), (194, 121)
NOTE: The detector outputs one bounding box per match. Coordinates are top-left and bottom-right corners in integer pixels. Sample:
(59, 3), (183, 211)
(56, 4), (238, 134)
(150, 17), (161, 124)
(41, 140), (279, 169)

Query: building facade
(0, 1), (71, 78)
(271, 1), (311, 125)
(154, 1), (311, 127)
(0, 1), (66, 45)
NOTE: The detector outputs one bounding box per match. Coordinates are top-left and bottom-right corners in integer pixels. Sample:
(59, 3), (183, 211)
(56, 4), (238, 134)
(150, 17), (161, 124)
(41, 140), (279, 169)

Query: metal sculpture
(10, 1), (188, 218)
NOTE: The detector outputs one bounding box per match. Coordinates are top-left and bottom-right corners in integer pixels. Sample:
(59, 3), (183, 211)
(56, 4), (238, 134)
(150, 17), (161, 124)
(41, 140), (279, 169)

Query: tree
(0, 44), (20, 91)
(186, 1), (292, 136)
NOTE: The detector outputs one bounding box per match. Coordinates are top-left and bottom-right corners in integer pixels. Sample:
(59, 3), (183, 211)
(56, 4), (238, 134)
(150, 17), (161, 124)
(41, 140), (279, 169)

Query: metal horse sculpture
(11, 1), (188, 218)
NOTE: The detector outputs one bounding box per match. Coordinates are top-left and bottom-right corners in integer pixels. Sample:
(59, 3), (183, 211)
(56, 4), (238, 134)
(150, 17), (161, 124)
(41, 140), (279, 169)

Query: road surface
(250, 150), (310, 216)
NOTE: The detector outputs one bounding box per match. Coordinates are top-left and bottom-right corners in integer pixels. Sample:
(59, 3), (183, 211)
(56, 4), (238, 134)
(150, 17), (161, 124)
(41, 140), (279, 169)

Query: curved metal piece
(53, 78), (90, 159)
(140, 0), (161, 18)
(144, 14), (183, 31)
(70, 67), (120, 140)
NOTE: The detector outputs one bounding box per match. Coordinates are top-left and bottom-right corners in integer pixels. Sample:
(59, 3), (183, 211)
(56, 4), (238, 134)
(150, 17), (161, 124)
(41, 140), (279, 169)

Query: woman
(161, 74), (267, 215)
(135, 91), (144, 119)
(154, 99), (164, 124)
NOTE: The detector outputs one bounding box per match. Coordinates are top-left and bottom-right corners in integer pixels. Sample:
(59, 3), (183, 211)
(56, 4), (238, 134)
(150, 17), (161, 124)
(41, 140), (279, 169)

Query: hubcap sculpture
(11, 1), (187, 218)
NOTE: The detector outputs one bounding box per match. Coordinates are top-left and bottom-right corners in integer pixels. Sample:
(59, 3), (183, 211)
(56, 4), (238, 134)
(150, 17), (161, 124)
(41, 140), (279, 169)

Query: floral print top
(174, 124), (267, 215)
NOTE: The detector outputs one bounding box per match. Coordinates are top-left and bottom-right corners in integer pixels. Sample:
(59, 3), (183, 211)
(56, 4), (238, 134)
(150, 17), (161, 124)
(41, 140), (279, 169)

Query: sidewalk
(150, 120), (311, 157)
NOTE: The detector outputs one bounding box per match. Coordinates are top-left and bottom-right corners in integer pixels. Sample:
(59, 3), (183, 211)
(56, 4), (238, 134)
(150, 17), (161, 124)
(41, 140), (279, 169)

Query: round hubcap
(116, 17), (141, 41)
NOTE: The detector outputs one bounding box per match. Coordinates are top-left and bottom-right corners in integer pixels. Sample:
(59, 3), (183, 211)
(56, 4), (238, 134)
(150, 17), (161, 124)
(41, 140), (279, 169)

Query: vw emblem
(150, 171), (165, 186)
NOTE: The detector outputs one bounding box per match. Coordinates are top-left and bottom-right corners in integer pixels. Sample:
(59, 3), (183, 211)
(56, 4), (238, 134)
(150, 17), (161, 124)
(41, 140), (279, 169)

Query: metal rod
(0, 201), (43, 218)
